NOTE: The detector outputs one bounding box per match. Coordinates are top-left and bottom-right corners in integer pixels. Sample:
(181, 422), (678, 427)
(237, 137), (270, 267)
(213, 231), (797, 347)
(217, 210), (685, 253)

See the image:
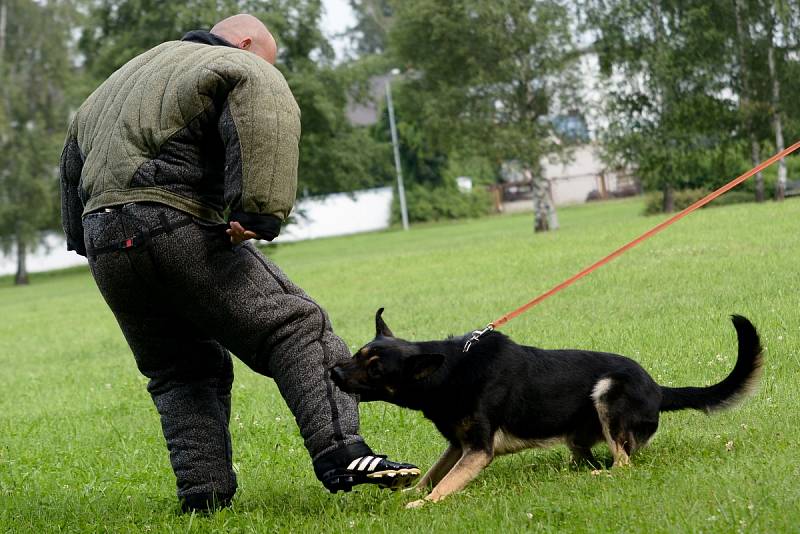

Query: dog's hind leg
(405, 448), (492, 508)
(591, 377), (631, 467)
(409, 445), (462, 492)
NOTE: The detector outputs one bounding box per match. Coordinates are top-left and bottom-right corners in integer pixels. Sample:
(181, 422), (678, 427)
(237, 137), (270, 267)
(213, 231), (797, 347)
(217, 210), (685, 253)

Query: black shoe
(179, 491), (234, 514)
(319, 454), (420, 493)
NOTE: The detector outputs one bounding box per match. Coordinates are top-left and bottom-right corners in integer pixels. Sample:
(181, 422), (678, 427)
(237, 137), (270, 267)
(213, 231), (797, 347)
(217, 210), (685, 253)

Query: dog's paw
(405, 499), (427, 509)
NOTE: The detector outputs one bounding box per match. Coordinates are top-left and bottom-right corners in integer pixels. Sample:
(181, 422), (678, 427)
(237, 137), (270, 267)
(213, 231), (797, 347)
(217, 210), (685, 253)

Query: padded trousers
(83, 202), (366, 500)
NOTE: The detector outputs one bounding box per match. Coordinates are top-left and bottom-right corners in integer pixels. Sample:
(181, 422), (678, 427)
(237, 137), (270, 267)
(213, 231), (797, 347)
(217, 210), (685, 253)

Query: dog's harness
(463, 140), (800, 352)
(86, 210), (193, 258)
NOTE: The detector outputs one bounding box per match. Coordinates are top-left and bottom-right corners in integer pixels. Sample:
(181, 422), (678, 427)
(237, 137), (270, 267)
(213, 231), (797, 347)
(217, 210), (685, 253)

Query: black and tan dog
(331, 309), (763, 508)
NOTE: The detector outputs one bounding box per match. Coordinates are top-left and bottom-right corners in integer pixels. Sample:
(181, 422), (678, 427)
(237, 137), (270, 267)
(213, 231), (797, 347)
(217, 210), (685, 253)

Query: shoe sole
(367, 468), (421, 490)
(325, 468), (421, 493)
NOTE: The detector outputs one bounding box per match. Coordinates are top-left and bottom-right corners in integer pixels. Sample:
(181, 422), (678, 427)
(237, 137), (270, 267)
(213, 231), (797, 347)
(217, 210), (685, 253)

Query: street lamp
(385, 69), (409, 231)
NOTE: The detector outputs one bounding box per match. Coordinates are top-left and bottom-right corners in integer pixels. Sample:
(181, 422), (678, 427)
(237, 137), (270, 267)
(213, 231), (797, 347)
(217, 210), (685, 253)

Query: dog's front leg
(408, 445), (462, 493)
(405, 448), (492, 508)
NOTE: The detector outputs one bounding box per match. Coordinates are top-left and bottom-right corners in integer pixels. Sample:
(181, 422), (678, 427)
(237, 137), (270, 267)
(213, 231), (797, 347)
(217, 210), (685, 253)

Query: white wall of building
(280, 187), (393, 242)
(542, 144), (626, 206)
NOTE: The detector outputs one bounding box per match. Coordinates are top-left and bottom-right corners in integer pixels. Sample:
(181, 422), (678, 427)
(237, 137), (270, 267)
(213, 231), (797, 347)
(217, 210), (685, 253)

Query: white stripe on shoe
(357, 456), (374, 471)
(367, 457), (382, 472)
(347, 457), (363, 470)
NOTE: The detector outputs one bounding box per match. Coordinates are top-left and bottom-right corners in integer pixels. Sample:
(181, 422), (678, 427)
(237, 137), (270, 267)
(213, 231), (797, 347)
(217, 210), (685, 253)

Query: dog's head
(330, 308), (445, 403)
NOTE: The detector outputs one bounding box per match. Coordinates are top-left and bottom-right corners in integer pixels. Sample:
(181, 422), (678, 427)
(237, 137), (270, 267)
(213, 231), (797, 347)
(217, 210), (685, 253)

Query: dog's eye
(366, 359), (383, 379)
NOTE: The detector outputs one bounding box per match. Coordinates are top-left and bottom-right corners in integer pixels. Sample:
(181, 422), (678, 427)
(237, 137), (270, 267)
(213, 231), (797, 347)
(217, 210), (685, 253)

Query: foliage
(582, 0), (800, 205)
(442, 152), (497, 187)
(642, 144), (800, 214)
(389, 0), (578, 169)
(642, 189), (754, 215)
(582, 1), (741, 197)
(387, 0), (580, 230)
(391, 182), (491, 224)
(370, 83), (448, 189)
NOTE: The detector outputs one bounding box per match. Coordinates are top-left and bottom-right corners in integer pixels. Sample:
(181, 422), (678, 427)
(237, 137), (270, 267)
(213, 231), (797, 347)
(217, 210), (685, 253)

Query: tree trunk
(662, 183), (674, 213)
(767, 26), (786, 201)
(751, 135), (764, 202)
(14, 230), (29, 286)
(734, 0), (765, 202)
(0, 0), (6, 55)
(531, 172), (557, 233)
(546, 179), (559, 230)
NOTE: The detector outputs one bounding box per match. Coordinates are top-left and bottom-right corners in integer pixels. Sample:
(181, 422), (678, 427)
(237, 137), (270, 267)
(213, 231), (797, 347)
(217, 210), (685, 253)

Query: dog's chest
(492, 429), (563, 455)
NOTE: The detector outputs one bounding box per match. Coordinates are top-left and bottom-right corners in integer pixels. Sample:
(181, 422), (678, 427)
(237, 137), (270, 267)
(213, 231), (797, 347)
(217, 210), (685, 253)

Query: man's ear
(404, 354), (445, 381)
(238, 37), (252, 50)
(375, 308), (394, 338)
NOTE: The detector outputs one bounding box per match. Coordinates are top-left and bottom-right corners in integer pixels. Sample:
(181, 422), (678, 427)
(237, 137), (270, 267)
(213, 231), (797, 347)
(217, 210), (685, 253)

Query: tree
(388, 0), (580, 231)
(0, 0), (74, 284)
(583, 0), (742, 211)
(585, 0), (800, 208)
(736, 1), (800, 201)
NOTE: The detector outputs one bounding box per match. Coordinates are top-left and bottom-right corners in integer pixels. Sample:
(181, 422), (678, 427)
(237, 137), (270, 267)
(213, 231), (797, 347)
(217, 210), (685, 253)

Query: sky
(320, 0), (357, 61)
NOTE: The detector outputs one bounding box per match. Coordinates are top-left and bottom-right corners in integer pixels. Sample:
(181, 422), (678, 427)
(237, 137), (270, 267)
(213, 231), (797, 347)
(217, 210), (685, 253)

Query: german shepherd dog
(330, 309), (763, 508)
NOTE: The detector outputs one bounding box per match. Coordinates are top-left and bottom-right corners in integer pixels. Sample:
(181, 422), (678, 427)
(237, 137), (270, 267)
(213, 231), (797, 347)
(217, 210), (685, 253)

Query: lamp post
(385, 71), (409, 231)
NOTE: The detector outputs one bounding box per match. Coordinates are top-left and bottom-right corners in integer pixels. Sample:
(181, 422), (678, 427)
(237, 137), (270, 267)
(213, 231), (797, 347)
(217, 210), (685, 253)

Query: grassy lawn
(2, 197), (799, 533)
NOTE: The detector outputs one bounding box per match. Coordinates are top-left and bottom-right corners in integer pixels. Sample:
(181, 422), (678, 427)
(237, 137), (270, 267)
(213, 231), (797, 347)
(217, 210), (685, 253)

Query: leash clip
(463, 324), (494, 353)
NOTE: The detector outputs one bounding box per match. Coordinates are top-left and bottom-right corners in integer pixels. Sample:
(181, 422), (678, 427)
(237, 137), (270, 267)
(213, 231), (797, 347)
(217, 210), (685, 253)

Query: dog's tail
(659, 315), (763, 413)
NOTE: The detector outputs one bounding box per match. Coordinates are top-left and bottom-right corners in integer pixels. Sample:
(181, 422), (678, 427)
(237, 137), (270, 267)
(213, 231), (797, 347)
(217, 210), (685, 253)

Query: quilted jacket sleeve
(217, 58), (301, 241)
(59, 121), (87, 256)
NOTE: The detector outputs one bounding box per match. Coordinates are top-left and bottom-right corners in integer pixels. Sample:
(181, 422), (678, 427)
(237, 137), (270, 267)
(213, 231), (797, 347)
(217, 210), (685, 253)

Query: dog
(330, 309), (763, 508)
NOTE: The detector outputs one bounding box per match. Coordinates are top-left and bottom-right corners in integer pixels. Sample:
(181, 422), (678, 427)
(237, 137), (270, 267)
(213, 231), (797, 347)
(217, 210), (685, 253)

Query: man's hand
(226, 221), (259, 244)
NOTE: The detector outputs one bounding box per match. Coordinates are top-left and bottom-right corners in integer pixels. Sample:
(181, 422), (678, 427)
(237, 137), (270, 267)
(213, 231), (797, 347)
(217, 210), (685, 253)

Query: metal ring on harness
(463, 324), (494, 352)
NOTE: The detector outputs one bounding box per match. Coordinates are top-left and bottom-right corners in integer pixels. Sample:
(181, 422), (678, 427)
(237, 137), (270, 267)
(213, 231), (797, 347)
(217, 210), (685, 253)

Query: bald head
(211, 14), (277, 64)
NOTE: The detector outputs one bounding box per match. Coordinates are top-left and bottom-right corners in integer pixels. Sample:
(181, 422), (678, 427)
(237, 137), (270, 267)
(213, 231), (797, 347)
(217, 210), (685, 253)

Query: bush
(643, 188), (755, 215)
(392, 183), (493, 224)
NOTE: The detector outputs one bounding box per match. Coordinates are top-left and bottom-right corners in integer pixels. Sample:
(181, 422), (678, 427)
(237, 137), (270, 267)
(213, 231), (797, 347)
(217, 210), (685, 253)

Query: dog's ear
(404, 353), (445, 381)
(375, 307), (394, 338)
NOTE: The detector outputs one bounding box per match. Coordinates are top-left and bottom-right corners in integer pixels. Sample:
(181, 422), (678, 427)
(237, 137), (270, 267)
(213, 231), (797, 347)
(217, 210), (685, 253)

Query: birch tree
(583, 0), (741, 211)
(765, 3), (790, 200)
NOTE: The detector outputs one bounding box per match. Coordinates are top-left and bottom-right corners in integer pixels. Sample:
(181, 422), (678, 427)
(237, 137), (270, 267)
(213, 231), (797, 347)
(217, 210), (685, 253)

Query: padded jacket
(60, 31), (301, 255)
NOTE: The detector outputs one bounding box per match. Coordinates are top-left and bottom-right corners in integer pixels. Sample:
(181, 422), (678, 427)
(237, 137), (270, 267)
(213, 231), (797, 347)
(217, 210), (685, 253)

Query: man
(59, 14), (419, 513)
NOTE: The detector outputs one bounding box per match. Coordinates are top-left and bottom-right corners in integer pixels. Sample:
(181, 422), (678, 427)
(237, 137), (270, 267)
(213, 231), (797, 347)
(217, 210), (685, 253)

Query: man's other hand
(226, 221), (259, 244)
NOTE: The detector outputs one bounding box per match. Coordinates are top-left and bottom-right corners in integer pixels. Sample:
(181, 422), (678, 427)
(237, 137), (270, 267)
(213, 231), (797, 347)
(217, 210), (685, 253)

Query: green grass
(2, 197), (799, 533)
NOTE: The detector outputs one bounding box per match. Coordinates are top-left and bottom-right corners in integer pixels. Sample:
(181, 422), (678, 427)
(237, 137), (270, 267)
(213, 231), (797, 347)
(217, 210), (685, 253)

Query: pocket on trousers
(83, 211), (124, 249)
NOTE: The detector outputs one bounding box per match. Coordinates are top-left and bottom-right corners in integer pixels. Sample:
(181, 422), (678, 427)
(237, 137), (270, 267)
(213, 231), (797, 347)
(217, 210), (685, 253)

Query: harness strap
(86, 215), (193, 257)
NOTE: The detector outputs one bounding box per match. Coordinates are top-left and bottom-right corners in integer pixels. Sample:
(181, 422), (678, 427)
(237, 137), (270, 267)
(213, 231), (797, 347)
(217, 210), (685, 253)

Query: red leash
(464, 140), (800, 352)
